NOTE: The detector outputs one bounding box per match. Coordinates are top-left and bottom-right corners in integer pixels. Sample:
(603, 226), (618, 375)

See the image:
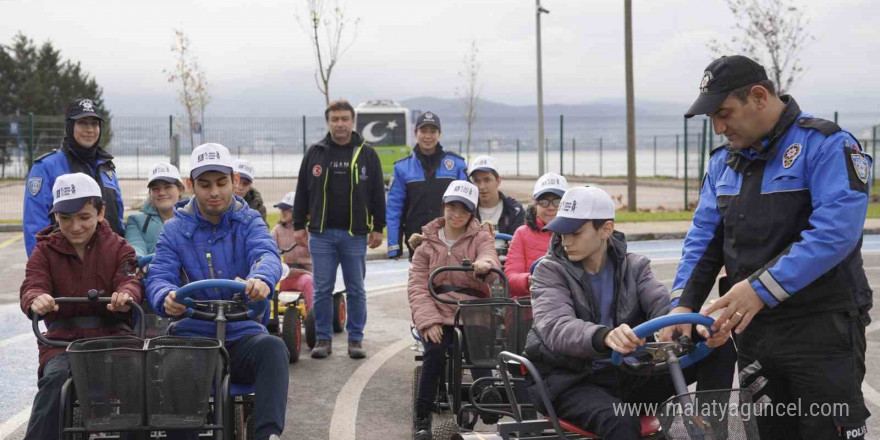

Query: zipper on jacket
(319, 162), (330, 233)
(206, 252), (216, 279)
(348, 141), (365, 236)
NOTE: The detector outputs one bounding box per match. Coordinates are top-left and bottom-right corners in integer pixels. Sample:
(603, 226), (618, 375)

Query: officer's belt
(433, 285), (484, 297)
(48, 316), (132, 332)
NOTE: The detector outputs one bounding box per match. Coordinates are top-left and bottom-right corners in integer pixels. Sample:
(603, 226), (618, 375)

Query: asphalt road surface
(2, 234), (880, 439)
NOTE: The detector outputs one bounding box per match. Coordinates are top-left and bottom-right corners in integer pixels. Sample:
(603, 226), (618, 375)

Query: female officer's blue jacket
(24, 144), (125, 256)
(146, 196), (282, 341)
(672, 97), (872, 320)
(386, 145), (468, 257)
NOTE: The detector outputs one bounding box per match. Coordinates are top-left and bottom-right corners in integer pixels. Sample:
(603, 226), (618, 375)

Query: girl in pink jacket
(272, 192), (314, 309)
(505, 173), (568, 297)
(408, 180), (501, 439)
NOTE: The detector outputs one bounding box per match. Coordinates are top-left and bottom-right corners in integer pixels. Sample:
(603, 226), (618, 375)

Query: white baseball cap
(190, 143), (234, 179)
(442, 180), (479, 212)
(234, 159), (255, 182)
(543, 186), (616, 234)
(533, 173), (568, 199)
(274, 191), (296, 210)
(50, 173), (102, 214)
(147, 162), (182, 185)
(468, 156), (500, 177)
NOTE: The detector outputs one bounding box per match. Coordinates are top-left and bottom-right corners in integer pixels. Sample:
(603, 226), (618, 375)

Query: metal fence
(0, 113), (877, 221)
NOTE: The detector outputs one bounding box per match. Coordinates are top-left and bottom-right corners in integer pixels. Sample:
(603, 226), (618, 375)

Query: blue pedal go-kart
(456, 313), (761, 440)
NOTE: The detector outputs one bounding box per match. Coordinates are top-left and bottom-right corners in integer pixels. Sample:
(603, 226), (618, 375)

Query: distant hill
(400, 96), (688, 118)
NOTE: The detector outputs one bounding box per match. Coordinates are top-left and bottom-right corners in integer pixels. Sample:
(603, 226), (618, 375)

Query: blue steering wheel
(610, 313), (716, 371)
(174, 279), (268, 320)
(495, 232), (514, 242)
(138, 254), (154, 268)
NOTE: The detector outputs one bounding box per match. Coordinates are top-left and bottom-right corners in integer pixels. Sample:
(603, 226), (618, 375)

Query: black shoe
(311, 340), (332, 358)
(478, 385), (503, 425)
(413, 414), (432, 440)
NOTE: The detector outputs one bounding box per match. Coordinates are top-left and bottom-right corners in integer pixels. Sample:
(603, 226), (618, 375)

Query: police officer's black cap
(685, 55), (768, 119)
(66, 98), (105, 121)
(415, 112), (441, 131)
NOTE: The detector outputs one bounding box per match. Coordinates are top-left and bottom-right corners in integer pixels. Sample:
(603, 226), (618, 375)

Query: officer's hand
(703, 279), (765, 334)
(164, 292), (187, 317)
(604, 324), (644, 354)
(472, 260), (491, 276)
(107, 291), (132, 313)
(368, 231), (383, 249)
(31, 294), (59, 316)
(658, 306), (693, 342)
(294, 229), (309, 248)
(421, 324), (444, 344)
(696, 324), (731, 348)
(245, 278), (271, 302)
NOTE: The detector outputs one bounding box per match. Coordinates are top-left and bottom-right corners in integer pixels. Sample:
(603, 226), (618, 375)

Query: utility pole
(536, 0), (550, 176)
(624, 0), (637, 211)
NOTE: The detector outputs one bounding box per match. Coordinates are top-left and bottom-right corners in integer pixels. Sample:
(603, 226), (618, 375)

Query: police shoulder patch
(844, 143), (870, 194)
(796, 117), (841, 137)
(444, 158), (455, 171)
(27, 177), (43, 196)
(782, 143), (802, 169)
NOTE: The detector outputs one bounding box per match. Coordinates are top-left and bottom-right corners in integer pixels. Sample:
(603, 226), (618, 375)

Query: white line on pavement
(0, 405), (31, 439)
(328, 337), (413, 440)
(366, 283), (408, 298)
(0, 333), (30, 349)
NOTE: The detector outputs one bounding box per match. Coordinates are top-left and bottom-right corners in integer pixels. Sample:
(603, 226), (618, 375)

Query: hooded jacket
(124, 201), (165, 258)
(23, 124), (124, 256)
(525, 231), (669, 401)
(475, 191), (525, 236)
(292, 132), (386, 235)
(408, 217), (501, 331)
(244, 188), (268, 224)
(505, 205), (553, 297)
(145, 196), (282, 341)
(20, 220), (142, 373)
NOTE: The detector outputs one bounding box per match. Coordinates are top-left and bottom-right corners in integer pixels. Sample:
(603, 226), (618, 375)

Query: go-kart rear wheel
(333, 291), (346, 333)
(433, 418), (461, 440)
(305, 309), (317, 349)
(282, 306), (302, 363)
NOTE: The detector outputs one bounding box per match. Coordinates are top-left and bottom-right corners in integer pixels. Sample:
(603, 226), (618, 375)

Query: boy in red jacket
(20, 173), (142, 440)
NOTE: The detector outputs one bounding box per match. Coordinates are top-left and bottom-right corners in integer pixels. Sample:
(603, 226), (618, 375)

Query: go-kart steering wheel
(494, 232), (513, 242)
(174, 279), (268, 321)
(610, 313), (716, 374)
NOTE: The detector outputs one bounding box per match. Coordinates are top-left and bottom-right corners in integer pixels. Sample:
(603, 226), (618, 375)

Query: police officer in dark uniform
(386, 111), (468, 259)
(23, 98), (125, 256)
(662, 55), (872, 439)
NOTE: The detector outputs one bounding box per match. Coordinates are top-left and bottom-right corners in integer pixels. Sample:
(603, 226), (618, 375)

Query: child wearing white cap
(20, 173), (143, 440)
(271, 191), (314, 310)
(526, 186), (731, 439)
(468, 155), (525, 236)
(124, 162), (186, 258)
(407, 180), (501, 439)
(233, 159), (268, 223)
(505, 172), (568, 298)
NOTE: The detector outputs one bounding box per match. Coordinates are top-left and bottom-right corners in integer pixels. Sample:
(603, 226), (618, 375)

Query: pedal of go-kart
(555, 415), (660, 439)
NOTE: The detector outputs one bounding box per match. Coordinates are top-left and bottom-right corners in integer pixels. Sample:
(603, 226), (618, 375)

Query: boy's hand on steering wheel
(107, 291), (132, 313)
(30, 293), (59, 316)
(604, 324), (645, 354)
(472, 260), (491, 276)
(245, 278), (271, 301)
(658, 306), (694, 342)
(164, 292), (187, 317)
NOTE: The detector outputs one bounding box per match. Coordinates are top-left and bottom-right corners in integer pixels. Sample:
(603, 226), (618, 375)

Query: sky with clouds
(2, 0), (879, 117)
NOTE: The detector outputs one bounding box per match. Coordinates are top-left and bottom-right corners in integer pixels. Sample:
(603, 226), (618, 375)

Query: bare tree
(708, 0), (813, 95)
(456, 40), (481, 160)
(296, 0), (360, 106)
(166, 29), (210, 149)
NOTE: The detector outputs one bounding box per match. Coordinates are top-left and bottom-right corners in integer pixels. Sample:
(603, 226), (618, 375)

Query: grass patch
(614, 210), (694, 223)
(868, 203), (880, 219)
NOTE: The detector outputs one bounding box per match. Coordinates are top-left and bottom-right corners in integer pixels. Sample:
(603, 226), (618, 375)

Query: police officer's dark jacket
(293, 131), (386, 235)
(386, 144), (467, 257)
(672, 96), (872, 321)
(24, 133), (124, 256)
(475, 191), (526, 236)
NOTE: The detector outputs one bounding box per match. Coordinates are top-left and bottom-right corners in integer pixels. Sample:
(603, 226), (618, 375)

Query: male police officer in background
(386, 111), (468, 259)
(662, 55), (871, 439)
(23, 98), (125, 256)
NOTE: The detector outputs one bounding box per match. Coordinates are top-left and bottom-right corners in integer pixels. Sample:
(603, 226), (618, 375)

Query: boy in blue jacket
(146, 143), (286, 440)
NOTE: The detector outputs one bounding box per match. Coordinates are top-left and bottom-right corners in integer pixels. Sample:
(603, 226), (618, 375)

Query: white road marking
(0, 405), (32, 439)
(328, 337), (412, 440)
(366, 283), (408, 298)
(0, 333), (30, 349)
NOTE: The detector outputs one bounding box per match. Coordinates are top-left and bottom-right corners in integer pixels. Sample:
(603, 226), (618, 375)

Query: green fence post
(302, 115), (307, 154)
(516, 139), (520, 176)
(834, 111), (839, 125)
(599, 137), (603, 177)
(27, 113), (34, 171)
(653, 135), (657, 177)
(559, 114), (564, 174)
(683, 117), (688, 209)
(675, 134), (680, 179)
(572, 138), (576, 176)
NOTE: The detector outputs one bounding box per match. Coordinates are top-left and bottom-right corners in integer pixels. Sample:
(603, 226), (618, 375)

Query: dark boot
(413, 413), (432, 440)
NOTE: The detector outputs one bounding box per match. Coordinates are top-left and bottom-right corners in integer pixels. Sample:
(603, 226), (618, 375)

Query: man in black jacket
(469, 155), (525, 235)
(293, 99), (386, 360)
